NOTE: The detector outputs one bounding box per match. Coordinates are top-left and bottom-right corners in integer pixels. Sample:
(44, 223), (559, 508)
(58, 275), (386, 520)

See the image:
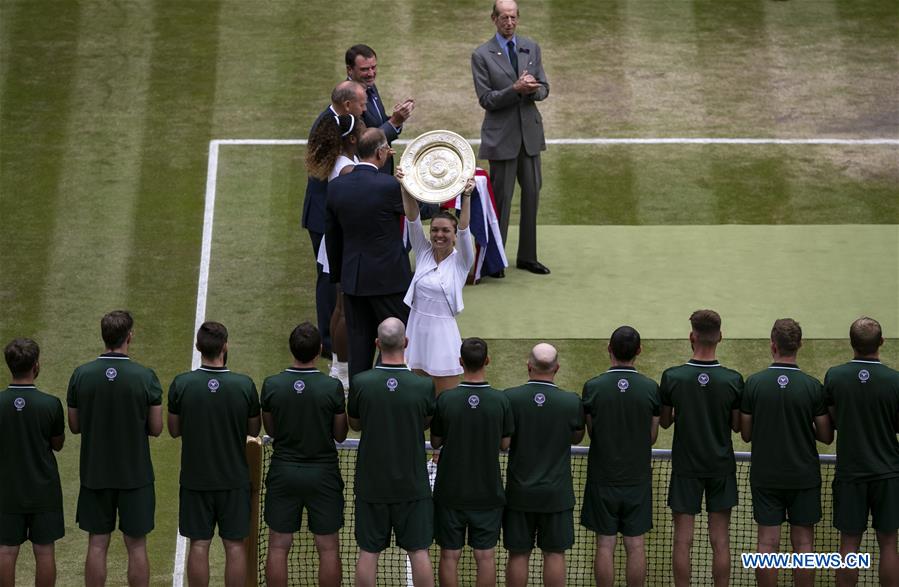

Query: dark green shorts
(355, 498), (433, 553)
(264, 463), (344, 535)
(0, 511), (65, 546)
(179, 486), (250, 541)
(668, 472), (738, 515)
(502, 508), (574, 553)
(832, 477), (899, 534)
(581, 482), (652, 537)
(76, 484), (155, 537)
(751, 485), (821, 527)
(434, 504), (503, 550)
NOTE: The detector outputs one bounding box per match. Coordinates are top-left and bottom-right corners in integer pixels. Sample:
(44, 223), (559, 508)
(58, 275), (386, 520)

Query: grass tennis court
(1, 0), (897, 584)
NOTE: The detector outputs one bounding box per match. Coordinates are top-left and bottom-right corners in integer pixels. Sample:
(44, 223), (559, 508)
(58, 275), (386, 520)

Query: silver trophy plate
(399, 130), (476, 204)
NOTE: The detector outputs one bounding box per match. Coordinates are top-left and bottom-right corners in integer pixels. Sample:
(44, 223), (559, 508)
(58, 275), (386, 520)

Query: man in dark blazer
(325, 128), (412, 380)
(472, 0), (550, 276)
(345, 44), (414, 174)
(302, 80), (367, 356)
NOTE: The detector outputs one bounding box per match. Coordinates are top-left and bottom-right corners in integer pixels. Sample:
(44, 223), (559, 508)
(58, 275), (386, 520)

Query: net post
(245, 435), (263, 587)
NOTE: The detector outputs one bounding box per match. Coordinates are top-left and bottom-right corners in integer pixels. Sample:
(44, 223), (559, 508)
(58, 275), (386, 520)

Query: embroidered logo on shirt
(617, 379), (629, 392)
(468, 395), (480, 409)
(14, 398), (25, 411)
(697, 373), (710, 387)
(105, 368), (118, 381)
(858, 369), (870, 383)
(534, 393), (546, 407)
(777, 375), (790, 389)
(386, 378), (399, 392)
(294, 380), (305, 394)
(208, 379), (220, 393)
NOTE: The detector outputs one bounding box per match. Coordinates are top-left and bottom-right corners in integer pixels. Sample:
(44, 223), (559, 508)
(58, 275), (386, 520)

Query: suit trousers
(489, 148), (542, 265)
(308, 230), (336, 354)
(343, 292), (410, 380)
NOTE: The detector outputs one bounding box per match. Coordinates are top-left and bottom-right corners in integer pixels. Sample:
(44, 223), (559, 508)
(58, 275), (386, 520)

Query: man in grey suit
(472, 0), (550, 276)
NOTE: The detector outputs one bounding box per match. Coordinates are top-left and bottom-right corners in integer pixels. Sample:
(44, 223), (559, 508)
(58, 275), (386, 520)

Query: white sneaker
(335, 360), (349, 391)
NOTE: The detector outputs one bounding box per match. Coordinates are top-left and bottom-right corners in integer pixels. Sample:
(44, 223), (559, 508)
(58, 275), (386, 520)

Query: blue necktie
(507, 40), (518, 73)
(367, 87), (383, 124)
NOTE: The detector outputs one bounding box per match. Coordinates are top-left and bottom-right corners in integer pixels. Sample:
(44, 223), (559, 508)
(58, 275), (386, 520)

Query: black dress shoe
(516, 260), (551, 275)
(487, 269), (505, 279)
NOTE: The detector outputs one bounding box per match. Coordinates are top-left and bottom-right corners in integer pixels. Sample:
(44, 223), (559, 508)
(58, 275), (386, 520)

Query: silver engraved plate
(399, 130), (476, 204)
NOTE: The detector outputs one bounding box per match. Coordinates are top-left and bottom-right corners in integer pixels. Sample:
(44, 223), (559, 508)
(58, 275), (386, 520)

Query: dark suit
(302, 105), (340, 353)
(360, 84), (399, 174)
(471, 34), (549, 265)
(325, 164), (412, 378)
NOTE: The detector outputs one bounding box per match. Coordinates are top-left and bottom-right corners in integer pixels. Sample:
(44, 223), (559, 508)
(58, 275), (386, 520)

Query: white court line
(176, 134), (897, 585)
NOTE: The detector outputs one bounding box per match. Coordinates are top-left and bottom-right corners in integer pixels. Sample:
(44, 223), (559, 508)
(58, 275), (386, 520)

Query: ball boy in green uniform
(503, 343), (585, 587)
(581, 326), (660, 587)
(824, 317), (899, 586)
(67, 310), (163, 587)
(0, 339), (65, 587)
(430, 337), (514, 587)
(260, 323), (348, 587)
(347, 318), (435, 587)
(168, 322), (261, 587)
(660, 309), (743, 587)
(741, 319), (833, 587)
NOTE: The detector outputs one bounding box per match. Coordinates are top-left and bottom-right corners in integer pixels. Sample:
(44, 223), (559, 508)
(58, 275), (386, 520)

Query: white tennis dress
(317, 155), (357, 273)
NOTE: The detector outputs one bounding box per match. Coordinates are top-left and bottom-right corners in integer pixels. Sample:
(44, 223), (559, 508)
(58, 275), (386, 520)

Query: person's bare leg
(432, 375), (460, 395)
(594, 535), (616, 587)
(265, 530), (292, 587)
(32, 543), (56, 587)
(407, 549), (434, 587)
(438, 548), (461, 587)
(755, 524), (781, 587)
(472, 548), (497, 587)
(836, 532), (863, 587)
(672, 513), (694, 587)
(542, 551), (566, 587)
(875, 530), (898, 587)
(355, 550), (380, 587)
(789, 525), (815, 587)
(332, 290), (348, 362)
(85, 533), (111, 587)
(186, 539), (210, 587)
(0, 545), (20, 587)
(314, 532), (342, 587)
(708, 510), (732, 587)
(622, 535), (646, 587)
(505, 551), (530, 587)
(122, 534), (149, 587)
(222, 538), (247, 587)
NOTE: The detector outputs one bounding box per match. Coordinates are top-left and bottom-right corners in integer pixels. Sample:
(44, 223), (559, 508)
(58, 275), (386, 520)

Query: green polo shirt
(824, 359), (899, 482)
(582, 367), (661, 486)
(660, 359), (743, 478)
(347, 364), (435, 503)
(168, 366), (260, 490)
(261, 367), (345, 465)
(0, 385), (64, 513)
(66, 353), (163, 489)
(742, 363), (827, 489)
(505, 380), (585, 513)
(431, 382), (514, 509)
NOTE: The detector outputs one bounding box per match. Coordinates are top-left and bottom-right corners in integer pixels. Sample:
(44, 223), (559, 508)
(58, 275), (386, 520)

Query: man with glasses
(325, 128), (413, 380)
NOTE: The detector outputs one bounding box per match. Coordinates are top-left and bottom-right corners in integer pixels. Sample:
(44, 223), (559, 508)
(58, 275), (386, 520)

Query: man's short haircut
(345, 44), (376, 67)
(849, 316), (882, 356)
(4, 338), (40, 378)
(460, 338), (489, 371)
(331, 80), (362, 106)
(101, 310), (134, 349)
(689, 309), (721, 345)
(609, 326), (641, 362)
(289, 322), (321, 363)
(770, 318), (802, 355)
(196, 321), (228, 358)
(358, 128), (387, 160)
(528, 343), (558, 375)
(376, 318), (405, 353)
(492, 0), (519, 18)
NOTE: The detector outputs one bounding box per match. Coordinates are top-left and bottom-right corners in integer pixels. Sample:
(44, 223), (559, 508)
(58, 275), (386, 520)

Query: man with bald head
(502, 343), (585, 587)
(303, 80), (368, 361)
(347, 318), (436, 587)
(325, 128), (412, 379)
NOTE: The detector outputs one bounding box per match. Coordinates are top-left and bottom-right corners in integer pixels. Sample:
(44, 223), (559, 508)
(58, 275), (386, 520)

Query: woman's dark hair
(430, 211), (458, 233)
(305, 114), (357, 181)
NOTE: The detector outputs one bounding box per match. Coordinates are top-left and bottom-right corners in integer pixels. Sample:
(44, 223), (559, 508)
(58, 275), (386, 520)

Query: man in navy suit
(345, 44), (414, 174)
(325, 128), (412, 380)
(302, 80), (367, 356)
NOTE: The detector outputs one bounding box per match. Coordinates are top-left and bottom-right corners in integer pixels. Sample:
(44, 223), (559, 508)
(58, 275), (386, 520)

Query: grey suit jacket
(471, 35), (549, 161)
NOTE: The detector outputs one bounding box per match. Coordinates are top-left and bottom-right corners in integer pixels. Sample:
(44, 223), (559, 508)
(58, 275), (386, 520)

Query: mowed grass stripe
(457, 225), (898, 340)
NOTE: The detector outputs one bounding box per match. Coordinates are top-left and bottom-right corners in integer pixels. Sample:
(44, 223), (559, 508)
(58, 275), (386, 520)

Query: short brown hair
(849, 316), (882, 356)
(771, 318), (802, 355)
(689, 309), (721, 345)
(4, 338), (39, 378)
(101, 310), (133, 348)
(196, 321), (228, 359)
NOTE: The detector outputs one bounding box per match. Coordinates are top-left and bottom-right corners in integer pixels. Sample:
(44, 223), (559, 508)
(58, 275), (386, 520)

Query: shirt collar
(685, 359), (720, 367)
(496, 32), (517, 51)
(356, 162), (379, 171)
(459, 381), (490, 387)
(527, 379), (557, 388)
(286, 367), (319, 373)
(99, 352), (130, 359)
(199, 365), (229, 372)
(769, 362), (800, 370)
(607, 366), (637, 373)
